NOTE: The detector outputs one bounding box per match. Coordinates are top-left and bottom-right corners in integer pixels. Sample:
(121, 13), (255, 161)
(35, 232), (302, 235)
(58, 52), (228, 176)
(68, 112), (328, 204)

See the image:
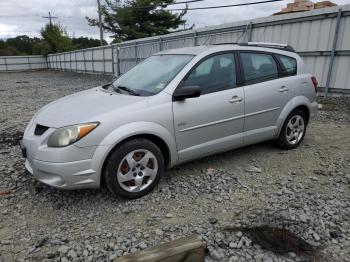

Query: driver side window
(183, 53), (236, 95)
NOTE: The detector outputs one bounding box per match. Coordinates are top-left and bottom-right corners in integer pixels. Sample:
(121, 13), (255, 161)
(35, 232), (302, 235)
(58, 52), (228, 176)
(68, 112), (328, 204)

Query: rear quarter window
(276, 55), (297, 76)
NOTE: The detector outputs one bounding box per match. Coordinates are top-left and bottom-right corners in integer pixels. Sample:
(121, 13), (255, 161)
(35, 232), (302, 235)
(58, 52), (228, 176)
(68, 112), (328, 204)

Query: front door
(172, 52), (245, 162)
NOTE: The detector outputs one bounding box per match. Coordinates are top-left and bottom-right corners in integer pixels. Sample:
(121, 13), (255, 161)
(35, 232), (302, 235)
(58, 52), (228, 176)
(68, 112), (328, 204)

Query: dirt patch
(227, 226), (316, 255)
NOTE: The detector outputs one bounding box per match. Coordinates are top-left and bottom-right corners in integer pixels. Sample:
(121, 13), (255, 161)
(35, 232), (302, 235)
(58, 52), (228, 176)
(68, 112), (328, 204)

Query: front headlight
(47, 122), (99, 147)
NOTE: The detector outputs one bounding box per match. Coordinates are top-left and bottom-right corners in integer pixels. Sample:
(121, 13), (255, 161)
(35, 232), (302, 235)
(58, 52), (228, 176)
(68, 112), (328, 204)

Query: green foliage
(71, 37), (107, 49)
(0, 46), (21, 56)
(87, 0), (187, 42)
(40, 23), (73, 54)
(0, 39), (6, 49)
(0, 23), (105, 56)
(32, 40), (51, 55)
(6, 35), (34, 55)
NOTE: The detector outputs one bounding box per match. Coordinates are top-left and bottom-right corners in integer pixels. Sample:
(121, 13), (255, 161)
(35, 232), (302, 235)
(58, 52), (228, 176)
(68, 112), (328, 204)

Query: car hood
(33, 87), (148, 128)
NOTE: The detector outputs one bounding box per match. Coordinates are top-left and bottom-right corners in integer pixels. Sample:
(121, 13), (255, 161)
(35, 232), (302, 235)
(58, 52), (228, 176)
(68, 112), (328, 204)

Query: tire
(104, 138), (164, 199)
(275, 109), (307, 149)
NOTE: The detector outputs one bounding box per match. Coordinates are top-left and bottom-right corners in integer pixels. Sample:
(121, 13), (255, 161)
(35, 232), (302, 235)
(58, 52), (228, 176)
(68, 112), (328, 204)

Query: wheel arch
(94, 122), (178, 187)
(276, 96), (311, 137)
(293, 105), (310, 125)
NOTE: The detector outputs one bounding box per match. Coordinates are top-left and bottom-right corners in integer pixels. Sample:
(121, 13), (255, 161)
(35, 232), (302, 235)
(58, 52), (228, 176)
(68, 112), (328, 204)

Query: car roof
(155, 45), (211, 56)
(155, 44), (298, 58)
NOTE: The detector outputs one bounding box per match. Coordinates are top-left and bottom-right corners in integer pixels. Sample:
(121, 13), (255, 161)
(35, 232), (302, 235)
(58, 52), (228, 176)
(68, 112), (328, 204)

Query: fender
(275, 96), (311, 137)
(91, 121), (178, 184)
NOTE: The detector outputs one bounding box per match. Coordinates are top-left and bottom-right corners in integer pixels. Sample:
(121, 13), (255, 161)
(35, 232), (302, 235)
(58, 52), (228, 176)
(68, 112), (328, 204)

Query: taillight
(311, 76), (318, 93)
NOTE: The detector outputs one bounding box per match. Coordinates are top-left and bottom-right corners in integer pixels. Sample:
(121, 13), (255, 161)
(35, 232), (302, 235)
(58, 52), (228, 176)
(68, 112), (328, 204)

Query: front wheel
(275, 109), (307, 149)
(104, 138), (164, 199)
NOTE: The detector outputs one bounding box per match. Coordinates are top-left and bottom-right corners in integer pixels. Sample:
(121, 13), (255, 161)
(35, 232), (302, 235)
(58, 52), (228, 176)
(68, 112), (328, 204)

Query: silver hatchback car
(21, 42), (318, 198)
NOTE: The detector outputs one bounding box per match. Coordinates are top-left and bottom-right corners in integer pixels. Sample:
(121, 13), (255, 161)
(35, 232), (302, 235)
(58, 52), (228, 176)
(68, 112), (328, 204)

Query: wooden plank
(115, 235), (204, 262)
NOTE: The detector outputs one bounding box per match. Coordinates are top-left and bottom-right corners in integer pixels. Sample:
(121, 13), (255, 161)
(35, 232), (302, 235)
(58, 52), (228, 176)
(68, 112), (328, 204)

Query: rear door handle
(229, 96), (243, 103)
(279, 86), (289, 93)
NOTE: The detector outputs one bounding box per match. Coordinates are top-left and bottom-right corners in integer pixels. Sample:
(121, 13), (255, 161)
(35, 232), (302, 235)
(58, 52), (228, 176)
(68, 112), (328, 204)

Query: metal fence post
(159, 37), (163, 51)
(194, 31), (198, 46)
(83, 49), (87, 72)
(111, 45), (115, 76)
(92, 49), (95, 73)
(70, 52), (72, 71)
(116, 45), (121, 76)
(325, 8), (342, 97)
(103, 47), (106, 74)
(4, 57), (8, 72)
(248, 22), (253, 42)
(75, 51), (78, 72)
(28, 57), (31, 71)
(135, 42), (138, 65)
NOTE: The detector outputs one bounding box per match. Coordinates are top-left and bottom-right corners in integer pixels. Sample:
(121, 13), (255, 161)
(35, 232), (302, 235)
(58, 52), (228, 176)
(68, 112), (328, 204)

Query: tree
(71, 37), (107, 49)
(0, 46), (21, 56)
(0, 39), (6, 49)
(6, 35), (33, 55)
(87, 0), (187, 42)
(0, 32), (105, 56)
(40, 23), (73, 54)
(32, 40), (51, 55)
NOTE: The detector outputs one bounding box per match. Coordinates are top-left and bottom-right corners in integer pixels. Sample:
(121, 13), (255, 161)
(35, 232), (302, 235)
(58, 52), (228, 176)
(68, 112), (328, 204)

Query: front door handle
(229, 96), (243, 103)
(279, 86), (289, 93)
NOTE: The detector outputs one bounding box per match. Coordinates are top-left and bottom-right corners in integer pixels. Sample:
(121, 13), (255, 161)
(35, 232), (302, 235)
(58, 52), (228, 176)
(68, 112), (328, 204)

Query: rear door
(238, 51), (292, 144)
(172, 52), (245, 162)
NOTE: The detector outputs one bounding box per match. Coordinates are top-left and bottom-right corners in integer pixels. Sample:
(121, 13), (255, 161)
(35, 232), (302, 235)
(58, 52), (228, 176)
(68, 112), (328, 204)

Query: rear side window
(276, 55), (297, 76)
(240, 52), (278, 84)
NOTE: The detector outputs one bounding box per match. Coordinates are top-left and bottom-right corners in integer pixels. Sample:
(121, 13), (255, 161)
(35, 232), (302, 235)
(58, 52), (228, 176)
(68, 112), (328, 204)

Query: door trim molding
(179, 114), (244, 132)
(245, 107), (280, 118)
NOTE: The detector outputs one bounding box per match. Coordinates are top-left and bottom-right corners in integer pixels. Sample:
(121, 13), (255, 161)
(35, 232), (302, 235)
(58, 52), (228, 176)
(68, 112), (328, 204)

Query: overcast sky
(0, 0), (349, 42)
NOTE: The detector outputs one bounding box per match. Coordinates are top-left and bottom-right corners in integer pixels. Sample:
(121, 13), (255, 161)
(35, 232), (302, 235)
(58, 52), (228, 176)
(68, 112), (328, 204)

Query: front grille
(34, 124), (49, 136)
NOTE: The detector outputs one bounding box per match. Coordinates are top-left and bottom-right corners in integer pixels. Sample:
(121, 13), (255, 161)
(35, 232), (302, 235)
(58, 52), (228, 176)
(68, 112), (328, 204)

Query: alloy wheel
(117, 149), (158, 193)
(286, 115), (305, 145)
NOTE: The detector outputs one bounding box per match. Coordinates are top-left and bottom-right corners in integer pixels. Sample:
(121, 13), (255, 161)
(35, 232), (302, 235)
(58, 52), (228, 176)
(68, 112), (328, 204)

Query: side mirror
(173, 85), (201, 101)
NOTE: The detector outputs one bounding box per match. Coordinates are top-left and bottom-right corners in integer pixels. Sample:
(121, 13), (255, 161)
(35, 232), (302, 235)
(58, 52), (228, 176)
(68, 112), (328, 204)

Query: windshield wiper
(102, 83), (112, 89)
(116, 85), (140, 96)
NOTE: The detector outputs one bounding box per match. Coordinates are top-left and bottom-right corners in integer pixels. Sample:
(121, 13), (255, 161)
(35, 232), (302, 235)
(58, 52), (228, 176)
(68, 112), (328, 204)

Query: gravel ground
(0, 70), (349, 262)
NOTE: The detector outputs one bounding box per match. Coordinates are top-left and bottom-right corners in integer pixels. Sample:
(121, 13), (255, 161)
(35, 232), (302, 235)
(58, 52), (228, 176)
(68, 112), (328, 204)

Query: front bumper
(24, 158), (98, 189)
(20, 131), (105, 189)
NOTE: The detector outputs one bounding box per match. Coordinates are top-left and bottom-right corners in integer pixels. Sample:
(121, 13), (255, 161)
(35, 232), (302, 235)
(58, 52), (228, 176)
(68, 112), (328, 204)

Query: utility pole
(97, 0), (104, 46)
(42, 12), (58, 25)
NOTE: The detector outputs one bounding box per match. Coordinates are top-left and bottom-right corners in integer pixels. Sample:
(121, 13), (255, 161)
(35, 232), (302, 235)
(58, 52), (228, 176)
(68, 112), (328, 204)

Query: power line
(168, 0), (284, 11)
(168, 0), (208, 5)
(134, 0), (284, 11)
(0, 14), (89, 20)
(0, 0), (284, 18)
(42, 12), (58, 25)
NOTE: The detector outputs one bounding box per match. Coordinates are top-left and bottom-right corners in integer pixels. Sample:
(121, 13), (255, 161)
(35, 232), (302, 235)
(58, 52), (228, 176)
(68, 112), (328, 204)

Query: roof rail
(212, 42), (239, 46)
(238, 42), (295, 52)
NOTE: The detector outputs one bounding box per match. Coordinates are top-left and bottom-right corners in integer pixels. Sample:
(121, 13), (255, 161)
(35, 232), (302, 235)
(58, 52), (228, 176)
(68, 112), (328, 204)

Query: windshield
(112, 54), (193, 96)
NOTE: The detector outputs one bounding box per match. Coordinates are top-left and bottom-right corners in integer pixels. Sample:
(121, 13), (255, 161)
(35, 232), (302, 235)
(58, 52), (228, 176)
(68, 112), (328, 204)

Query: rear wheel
(275, 109), (307, 149)
(104, 138), (164, 199)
